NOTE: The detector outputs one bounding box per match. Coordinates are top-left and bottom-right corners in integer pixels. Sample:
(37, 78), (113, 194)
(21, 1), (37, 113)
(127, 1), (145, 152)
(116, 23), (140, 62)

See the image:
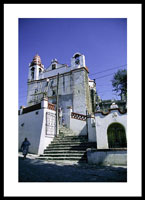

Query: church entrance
(107, 123), (127, 148)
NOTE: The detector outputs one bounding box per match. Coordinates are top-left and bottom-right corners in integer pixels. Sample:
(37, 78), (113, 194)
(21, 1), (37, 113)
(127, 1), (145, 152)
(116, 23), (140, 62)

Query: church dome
(30, 54), (43, 67)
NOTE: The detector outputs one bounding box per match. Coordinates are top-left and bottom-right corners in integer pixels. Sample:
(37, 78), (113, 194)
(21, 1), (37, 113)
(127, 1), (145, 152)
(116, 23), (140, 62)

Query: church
(27, 52), (96, 117)
(19, 52), (127, 166)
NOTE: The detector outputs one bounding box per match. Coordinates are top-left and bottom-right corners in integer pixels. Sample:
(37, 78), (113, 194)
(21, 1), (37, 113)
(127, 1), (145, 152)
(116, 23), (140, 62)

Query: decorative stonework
(95, 108), (127, 116)
(112, 112), (118, 121)
(48, 102), (55, 111)
(45, 112), (56, 136)
(71, 112), (86, 121)
(110, 102), (118, 109)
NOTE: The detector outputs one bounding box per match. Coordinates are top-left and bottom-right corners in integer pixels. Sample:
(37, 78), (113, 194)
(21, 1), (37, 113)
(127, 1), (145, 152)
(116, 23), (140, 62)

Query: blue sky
(19, 18), (127, 108)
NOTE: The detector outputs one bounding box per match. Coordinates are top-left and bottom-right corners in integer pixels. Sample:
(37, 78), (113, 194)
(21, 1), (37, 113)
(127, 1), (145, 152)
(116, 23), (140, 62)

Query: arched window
(107, 123), (127, 148)
(74, 55), (80, 65)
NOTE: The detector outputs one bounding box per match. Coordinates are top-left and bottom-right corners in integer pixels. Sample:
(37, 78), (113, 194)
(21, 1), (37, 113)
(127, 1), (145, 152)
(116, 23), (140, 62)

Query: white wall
(19, 107), (56, 155)
(64, 108), (87, 136)
(70, 118), (87, 136)
(38, 109), (56, 154)
(95, 109), (127, 149)
(87, 117), (96, 142)
(19, 109), (44, 154)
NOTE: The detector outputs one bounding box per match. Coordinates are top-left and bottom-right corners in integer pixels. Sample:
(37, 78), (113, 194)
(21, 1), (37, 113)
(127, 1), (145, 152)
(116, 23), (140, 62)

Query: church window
(74, 54), (80, 59)
(74, 54), (80, 65)
(35, 89), (38, 93)
(52, 64), (56, 70)
(52, 90), (56, 96)
(50, 80), (54, 88)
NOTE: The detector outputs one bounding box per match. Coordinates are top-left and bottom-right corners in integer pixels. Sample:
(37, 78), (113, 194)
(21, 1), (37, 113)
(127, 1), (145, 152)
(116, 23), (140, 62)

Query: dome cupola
(30, 54), (43, 68)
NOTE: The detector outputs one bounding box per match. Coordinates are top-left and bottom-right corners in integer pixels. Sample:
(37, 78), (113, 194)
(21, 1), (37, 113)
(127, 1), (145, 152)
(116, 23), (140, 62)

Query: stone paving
(19, 153), (127, 182)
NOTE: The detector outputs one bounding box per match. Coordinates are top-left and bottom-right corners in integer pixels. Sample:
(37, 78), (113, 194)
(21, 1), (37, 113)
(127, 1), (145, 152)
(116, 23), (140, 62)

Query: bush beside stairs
(38, 126), (96, 163)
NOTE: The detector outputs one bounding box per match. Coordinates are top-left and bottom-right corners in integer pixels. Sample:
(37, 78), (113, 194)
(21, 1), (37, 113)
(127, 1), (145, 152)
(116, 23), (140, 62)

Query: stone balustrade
(48, 102), (55, 111)
(71, 112), (86, 121)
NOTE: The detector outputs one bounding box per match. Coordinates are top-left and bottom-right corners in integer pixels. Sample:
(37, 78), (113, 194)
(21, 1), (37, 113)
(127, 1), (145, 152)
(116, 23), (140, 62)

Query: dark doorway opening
(107, 123), (127, 148)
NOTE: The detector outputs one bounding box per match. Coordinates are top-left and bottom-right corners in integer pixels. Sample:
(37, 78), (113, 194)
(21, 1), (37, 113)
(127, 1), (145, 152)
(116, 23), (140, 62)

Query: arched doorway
(107, 123), (127, 148)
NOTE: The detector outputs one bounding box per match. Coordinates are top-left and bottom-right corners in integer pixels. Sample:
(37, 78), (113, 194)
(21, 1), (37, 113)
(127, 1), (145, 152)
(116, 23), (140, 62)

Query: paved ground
(19, 153), (127, 182)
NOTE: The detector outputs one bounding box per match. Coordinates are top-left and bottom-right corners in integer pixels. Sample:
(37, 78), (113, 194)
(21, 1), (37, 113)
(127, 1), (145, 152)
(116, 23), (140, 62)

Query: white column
(80, 55), (85, 67)
(87, 115), (97, 143)
(34, 65), (39, 80)
(41, 97), (48, 109)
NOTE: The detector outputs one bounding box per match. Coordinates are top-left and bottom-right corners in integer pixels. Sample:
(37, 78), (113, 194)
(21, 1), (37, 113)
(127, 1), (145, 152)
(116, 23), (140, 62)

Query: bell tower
(71, 52), (86, 69)
(28, 54), (44, 81)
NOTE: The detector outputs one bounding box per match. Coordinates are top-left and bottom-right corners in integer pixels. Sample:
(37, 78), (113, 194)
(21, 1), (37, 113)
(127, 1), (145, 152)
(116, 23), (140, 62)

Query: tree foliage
(112, 69), (127, 98)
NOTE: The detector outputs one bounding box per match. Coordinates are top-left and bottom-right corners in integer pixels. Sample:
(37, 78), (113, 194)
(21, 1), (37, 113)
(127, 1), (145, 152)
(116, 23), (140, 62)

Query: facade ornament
(110, 102), (118, 109)
(112, 112), (118, 121)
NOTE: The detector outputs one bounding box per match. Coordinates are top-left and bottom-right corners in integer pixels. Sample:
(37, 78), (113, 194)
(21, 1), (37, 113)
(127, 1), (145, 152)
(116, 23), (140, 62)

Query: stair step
(54, 137), (87, 140)
(49, 142), (95, 145)
(38, 156), (87, 161)
(54, 138), (88, 141)
(40, 154), (86, 157)
(47, 146), (93, 149)
(44, 150), (86, 153)
(45, 146), (89, 151)
(48, 145), (95, 148)
(50, 142), (89, 145)
(39, 126), (95, 162)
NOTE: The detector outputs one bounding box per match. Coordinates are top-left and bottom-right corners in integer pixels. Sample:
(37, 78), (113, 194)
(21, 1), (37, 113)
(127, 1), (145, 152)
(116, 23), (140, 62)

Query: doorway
(107, 123), (127, 148)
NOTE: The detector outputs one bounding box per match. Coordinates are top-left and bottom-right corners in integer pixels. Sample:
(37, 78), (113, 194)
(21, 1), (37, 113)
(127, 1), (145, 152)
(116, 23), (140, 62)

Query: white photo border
(4, 4), (142, 197)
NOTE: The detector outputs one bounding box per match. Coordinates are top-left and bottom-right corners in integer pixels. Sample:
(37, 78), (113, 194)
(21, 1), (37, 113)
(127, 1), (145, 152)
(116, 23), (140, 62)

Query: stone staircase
(38, 126), (96, 163)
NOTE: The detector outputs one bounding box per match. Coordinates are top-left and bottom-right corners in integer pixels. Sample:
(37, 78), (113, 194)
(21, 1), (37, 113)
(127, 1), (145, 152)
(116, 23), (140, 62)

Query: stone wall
(87, 148), (127, 166)
(72, 69), (86, 114)
(84, 71), (93, 114)
(27, 67), (91, 116)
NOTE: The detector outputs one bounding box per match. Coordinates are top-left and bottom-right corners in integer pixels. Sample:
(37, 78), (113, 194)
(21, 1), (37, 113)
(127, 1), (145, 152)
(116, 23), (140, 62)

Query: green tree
(112, 69), (127, 100)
